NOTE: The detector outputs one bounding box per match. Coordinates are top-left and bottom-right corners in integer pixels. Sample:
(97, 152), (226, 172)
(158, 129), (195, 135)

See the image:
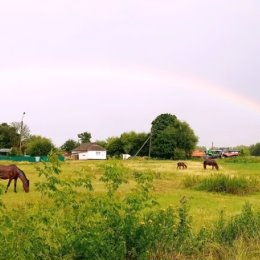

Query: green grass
(1, 157), (260, 259)
(1, 158), (260, 228)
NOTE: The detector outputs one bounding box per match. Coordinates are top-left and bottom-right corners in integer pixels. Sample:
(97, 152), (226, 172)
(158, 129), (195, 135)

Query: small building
(0, 148), (12, 156)
(191, 149), (206, 158)
(72, 143), (107, 160)
(122, 154), (131, 160)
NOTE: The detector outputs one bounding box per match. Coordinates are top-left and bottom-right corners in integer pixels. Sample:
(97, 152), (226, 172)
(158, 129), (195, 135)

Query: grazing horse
(177, 162), (187, 169)
(0, 165), (30, 193)
(203, 159), (219, 170)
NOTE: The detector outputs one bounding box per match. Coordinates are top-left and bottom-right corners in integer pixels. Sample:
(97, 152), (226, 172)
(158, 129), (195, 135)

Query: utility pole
(148, 129), (152, 159)
(133, 135), (151, 158)
(19, 112), (26, 153)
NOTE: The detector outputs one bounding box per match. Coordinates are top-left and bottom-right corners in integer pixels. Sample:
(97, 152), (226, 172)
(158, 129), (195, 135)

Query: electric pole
(19, 112), (26, 153)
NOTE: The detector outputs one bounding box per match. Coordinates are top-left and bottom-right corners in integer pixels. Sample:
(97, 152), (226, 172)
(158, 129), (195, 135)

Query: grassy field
(1, 158), (260, 229)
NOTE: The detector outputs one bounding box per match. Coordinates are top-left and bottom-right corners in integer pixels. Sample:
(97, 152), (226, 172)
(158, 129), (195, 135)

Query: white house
(72, 143), (107, 160)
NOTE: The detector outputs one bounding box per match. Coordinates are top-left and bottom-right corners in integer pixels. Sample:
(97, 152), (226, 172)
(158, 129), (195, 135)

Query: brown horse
(203, 159), (219, 170)
(0, 165), (29, 193)
(177, 162), (187, 169)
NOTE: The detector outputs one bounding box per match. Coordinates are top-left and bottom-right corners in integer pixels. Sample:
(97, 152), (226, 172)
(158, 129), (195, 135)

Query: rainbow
(1, 64), (259, 115)
(88, 65), (260, 115)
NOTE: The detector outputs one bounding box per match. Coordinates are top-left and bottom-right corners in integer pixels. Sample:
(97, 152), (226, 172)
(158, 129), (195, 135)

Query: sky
(0, 0), (259, 148)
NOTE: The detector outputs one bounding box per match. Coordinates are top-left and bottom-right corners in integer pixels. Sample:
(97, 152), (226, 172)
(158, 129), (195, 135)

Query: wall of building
(78, 151), (106, 160)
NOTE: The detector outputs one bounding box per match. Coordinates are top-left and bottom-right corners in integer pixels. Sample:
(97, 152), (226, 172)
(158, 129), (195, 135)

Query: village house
(72, 143), (107, 160)
(191, 149), (206, 158)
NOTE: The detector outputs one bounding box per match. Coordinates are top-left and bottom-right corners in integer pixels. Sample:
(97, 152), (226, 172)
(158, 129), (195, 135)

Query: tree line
(1, 113), (260, 158)
(61, 113), (199, 159)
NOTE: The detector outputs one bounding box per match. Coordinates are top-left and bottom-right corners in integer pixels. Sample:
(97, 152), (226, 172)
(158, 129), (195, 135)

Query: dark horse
(203, 159), (219, 170)
(177, 162), (187, 169)
(0, 165), (30, 193)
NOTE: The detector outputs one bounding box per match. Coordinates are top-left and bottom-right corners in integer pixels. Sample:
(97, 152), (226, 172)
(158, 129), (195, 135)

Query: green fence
(0, 155), (64, 162)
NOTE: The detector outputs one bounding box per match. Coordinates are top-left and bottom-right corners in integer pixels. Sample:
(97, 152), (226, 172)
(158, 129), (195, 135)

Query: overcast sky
(0, 0), (259, 148)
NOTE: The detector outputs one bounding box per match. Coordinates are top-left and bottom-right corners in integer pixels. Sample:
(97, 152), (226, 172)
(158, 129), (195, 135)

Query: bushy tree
(0, 123), (19, 148)
(95, 140), (107, 149)
(250, 143), (260, 156)
(106, 132), (150, 157)
(78, 132), (91, 143)
(120, 131), (149, 156)
(25, 135), (55, 156)
(61, 139), (79, 153)
(106, 137), (124, 157)
(150, 113), (198, 159)
(234, 145), (250, 156)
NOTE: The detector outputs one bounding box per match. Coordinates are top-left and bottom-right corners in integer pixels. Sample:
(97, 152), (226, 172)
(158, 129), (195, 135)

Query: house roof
(73, 143), (106, 152)
(191, 149), (206, 157)
(0, 148), (12, 153)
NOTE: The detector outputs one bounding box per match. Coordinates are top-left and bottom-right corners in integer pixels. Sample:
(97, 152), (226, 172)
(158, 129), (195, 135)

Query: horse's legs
(14, 178), (17, 192)
(5, 179), (12, 193)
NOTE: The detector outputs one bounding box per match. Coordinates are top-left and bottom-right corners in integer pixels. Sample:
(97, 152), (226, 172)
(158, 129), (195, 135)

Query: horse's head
(23, 179), (30, 193)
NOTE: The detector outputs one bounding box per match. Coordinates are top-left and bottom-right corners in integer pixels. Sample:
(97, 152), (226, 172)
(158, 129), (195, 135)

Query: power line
(132, 134), (151, 158)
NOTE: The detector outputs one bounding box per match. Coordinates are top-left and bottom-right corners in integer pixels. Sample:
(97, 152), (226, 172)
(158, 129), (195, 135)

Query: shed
(0, 148), (12, 156)
(72, 143), (107, 160)
(191, 149), (206, 158)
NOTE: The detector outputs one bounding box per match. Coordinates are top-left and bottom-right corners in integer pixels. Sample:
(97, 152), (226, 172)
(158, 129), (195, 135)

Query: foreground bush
(0, 153), (260, 260)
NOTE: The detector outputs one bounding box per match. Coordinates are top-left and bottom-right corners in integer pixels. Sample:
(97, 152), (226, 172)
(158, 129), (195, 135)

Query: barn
(72, 143), (107, 160)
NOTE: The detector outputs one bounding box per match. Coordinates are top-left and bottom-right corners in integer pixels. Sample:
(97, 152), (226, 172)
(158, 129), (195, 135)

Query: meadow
(3, 158), (260, 225)
(0, 156), (260, 259)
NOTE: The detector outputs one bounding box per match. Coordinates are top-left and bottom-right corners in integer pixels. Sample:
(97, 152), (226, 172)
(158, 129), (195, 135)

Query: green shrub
(184, 174), (259, 195)
(223, 156), (260, 164)
(183, 175), (201, 188)
(213, 203), (260, 245)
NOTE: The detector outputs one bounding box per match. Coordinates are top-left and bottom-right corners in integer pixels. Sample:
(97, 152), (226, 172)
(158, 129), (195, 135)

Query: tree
(120, 131), (150, 156)
(61, 139), (79, 153)
(11, 121), (31, 153)
(95, 140), (107, 149)
(0, 123), (19, 148)
(106, 137), (124, 157)
(150, 113), (198, 159)
(25, 135), (55, 156)
(234, 145), (250, 156)
(151, 126), (178, 159)
(250, 143), (260, 156)
(11, 121), (31, 141)
(78, 132), (92, 143)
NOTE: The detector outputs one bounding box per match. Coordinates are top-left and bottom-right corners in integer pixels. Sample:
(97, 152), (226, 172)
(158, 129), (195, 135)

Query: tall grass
(222, 156), (260, 164)
(183, 174), (259, 195)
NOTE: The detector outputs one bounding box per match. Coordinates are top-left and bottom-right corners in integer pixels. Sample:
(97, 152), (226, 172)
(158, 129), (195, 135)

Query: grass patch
(183, 174), (259, 195)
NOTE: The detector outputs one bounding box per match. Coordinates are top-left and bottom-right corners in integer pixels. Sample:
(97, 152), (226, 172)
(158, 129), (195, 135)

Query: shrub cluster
(222, 156), (260, 164)
(184, 174), (259, 195)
